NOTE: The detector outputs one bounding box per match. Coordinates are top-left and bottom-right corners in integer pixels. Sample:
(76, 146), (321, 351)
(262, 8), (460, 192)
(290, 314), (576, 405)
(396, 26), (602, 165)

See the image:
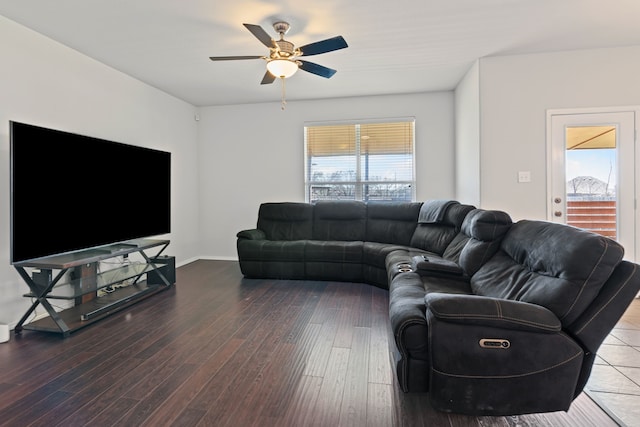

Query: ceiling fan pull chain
(281, 77), (287, 110)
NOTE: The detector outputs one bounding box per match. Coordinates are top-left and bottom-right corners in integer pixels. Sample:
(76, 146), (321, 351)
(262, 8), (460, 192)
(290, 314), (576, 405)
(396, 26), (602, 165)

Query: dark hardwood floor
(0, 260), (619, 426)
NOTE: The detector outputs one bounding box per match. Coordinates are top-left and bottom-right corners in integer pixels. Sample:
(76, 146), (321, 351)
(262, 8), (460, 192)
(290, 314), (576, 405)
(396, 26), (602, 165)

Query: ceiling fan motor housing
(275, 40), (296, 57)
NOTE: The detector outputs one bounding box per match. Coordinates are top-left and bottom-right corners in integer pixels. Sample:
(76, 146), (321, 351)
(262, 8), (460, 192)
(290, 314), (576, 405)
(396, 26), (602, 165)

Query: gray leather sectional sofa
(236, 200), (640, 416)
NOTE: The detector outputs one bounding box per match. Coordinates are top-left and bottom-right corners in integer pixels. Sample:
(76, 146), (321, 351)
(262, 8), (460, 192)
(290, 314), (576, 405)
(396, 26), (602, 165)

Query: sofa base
(429, 367), (581, 416)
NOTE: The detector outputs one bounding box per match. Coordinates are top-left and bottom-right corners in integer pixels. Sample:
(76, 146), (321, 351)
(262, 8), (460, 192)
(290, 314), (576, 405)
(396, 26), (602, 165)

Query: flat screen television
(10, 121), (171, 264)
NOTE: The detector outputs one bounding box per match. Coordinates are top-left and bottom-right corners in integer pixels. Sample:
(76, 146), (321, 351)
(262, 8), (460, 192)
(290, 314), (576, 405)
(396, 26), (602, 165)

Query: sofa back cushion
(470, 220), (624, 326)
(409, 201), (475, 255)
(442, 209), (513, 275)
(313, 200), (367, 241)
(257, 202), (314, 240)
(366, 202), (422, 246)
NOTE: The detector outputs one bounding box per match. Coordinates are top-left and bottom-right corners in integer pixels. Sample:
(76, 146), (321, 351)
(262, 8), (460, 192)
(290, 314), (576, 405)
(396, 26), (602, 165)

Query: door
(548, 110), (636, 261)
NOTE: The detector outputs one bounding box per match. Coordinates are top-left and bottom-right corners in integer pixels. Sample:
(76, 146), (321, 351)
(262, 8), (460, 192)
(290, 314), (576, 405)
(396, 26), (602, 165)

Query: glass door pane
(548, 110), (635, 260)
(565, 126), (617, 239)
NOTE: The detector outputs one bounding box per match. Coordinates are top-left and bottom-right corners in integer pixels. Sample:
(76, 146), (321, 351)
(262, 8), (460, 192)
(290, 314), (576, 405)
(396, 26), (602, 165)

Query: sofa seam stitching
(431, 349), (583, 379)
(560, 239), (612, 322)
(574, 263), (637, 335)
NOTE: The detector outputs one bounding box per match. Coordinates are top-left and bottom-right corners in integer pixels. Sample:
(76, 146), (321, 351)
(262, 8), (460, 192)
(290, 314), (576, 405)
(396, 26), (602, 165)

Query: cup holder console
(398, 263), (413, 273)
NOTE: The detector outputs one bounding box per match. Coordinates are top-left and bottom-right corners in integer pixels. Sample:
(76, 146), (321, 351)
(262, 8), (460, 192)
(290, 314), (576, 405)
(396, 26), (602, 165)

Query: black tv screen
(10, 121), (171, 264)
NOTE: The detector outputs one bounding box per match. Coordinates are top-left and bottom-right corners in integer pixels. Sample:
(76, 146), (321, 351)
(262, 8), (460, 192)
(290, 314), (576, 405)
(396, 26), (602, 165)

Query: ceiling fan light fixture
(267, 59), (298, 79)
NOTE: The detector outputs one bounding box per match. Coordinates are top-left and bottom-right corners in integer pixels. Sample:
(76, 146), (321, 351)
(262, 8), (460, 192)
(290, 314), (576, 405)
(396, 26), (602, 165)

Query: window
(304, 119), (415, 202)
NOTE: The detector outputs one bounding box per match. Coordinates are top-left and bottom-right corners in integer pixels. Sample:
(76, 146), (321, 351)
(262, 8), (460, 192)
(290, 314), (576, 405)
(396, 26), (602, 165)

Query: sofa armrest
(412, 255), (463, 276)
(425, 293), (561, 333)
(236, 229), (266, 240)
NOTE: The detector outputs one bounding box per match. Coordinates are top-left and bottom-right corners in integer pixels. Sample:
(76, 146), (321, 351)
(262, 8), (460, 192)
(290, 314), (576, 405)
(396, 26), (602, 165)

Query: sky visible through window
(566, 148), (616, 195)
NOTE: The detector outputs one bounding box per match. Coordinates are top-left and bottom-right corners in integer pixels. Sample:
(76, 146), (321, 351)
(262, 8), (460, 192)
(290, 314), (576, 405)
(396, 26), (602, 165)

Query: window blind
(304, 119), (415, 202)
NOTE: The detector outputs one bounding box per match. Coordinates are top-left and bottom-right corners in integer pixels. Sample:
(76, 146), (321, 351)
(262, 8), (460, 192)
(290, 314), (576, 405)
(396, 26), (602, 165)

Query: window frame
(304, 118), (416, 203)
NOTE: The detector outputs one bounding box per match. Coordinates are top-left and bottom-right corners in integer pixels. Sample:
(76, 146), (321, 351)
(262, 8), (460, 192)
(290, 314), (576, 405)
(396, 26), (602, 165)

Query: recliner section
(388, 207), (513, 395)
(426, 293), (584, 415)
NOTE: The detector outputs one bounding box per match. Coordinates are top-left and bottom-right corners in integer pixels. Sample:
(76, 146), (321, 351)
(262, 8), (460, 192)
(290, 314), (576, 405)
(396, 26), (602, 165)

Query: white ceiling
(2, 0), (640, 107)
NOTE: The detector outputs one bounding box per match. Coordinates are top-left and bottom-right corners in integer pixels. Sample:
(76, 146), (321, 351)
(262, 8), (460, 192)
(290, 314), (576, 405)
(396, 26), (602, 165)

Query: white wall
(454, 60), (481, 206)
(7, 11), (639, 330)
(198, 92), (456, 258)
(477, 45), (640, 220)
(0, 16), (200, 327)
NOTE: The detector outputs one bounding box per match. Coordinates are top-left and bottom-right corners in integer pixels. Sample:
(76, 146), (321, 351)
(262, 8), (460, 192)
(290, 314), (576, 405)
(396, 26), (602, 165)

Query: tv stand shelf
(22, 263), (164, 300)
(13, 239), (174, 337)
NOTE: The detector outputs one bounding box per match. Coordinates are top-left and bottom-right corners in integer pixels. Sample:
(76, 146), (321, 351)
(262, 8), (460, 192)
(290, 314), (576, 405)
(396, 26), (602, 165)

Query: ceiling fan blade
(209, 55), (264, 61)
(299, 36), (348, 57)
(243, 23), (276, 48)
(298, 60), (337, 79)
(261, 71), (276, 85)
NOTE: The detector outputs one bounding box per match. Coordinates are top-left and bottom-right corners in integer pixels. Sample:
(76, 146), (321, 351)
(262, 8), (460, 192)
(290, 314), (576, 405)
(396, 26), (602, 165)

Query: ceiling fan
(209, 22), (348, 85)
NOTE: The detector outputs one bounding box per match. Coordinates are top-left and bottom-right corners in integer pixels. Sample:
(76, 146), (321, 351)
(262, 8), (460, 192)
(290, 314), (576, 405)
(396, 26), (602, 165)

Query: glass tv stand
(13, 239), (173, 337)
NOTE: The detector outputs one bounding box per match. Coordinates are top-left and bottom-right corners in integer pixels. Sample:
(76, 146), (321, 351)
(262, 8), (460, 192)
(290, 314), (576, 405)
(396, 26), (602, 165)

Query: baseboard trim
(195, 256), (239, 262)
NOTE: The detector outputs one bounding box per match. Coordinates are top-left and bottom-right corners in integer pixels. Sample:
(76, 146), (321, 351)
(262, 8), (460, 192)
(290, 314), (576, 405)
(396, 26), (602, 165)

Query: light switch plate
(518, 171), (531, 183)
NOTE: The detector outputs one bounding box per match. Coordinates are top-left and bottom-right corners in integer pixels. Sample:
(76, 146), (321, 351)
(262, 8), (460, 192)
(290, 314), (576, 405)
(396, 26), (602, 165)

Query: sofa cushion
(304, 241), (364, 282)
(462, 209), (513, 242)
(366, 202), (422, 246)
(409, 202), (475, 255)
(471, 220), (624, 326)
(455, 209), (513, 276)
(442, 209), (512, 264)
(305, 240), (363, 263)
(313, 200), (367, 241)
(257, 202), (314, 241)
